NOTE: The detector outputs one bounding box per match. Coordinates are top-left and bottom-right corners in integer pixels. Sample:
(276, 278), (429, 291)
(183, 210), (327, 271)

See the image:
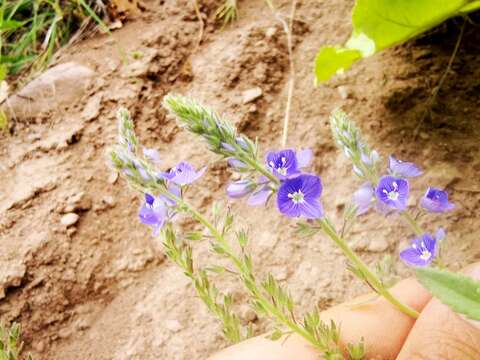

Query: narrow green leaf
(0, 20), (25, 31)
(416, 267), (480, 321)
(0, 64), (7, 81)
(185, 231), (203, 241)
(268, 329), (283, 341)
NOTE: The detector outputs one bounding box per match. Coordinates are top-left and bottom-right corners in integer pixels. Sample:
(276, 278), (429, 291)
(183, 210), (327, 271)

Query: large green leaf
(314, 47), (362, 84)
(416, 267), (480, 321)
(314, 0), (480, 84)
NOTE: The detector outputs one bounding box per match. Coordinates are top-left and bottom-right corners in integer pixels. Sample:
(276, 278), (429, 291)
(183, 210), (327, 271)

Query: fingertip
(320, 277), (431, 359)
(207, 334), (319, 360)
(397, 262), (480, 359)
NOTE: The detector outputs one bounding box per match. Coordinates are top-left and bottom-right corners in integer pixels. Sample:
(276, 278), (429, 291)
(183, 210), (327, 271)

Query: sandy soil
(0, 1), (479, 359)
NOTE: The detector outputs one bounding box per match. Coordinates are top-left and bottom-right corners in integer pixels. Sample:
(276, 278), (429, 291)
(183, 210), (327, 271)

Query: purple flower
(139, 194), (168, 236)
(227, 158), (247, 169)
(389, 156), (422, 178)
(436, 227), (446, 241)
(266, 149), (299, 180)
(400, 233), (437, 267)
(353, 182), (374, 215)
(221, 142), (236, 152)
(133, 160), (152, 181)
(247, 186), (273, 206)
(361, 150), (379, 166)
(236, 137), (249, 150)
(375, 176), (409, 210)
(226, 180), (254, 198)
(266, 148), (312, 180)
(421, 187), (455, 213)
(160, 183), (181, 206)
(277, 174), (323, 219)
(158, 162), (206, 186)
(143, 147), (161, 164)
(296, 149), (313, 168)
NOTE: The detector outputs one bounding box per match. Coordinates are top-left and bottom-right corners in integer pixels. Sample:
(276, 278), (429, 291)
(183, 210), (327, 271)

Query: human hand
(208, 263), (480, 360)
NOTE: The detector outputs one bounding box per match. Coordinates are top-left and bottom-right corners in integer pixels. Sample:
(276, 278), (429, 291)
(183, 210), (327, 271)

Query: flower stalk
(164, 95), (419, 319)
(110, 108), (356, 356)
(161, 188), (325, 349)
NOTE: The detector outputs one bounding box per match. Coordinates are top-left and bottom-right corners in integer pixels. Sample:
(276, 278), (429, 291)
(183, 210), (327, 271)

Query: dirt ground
(0, 0), (479, 359)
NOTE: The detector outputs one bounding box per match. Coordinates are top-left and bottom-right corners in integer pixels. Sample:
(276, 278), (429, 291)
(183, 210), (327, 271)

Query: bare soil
(1, 1), (479, 359)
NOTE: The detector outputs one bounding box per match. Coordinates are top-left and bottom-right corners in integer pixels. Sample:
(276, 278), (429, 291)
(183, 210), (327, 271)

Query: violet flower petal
(353, 182), (374, 215)
(166, 162), (206, 185)
(143, 147), (161, 164)
(375, 175), (409, 210)
(145, 193), (155, 206)
(247, 187), (272, 206)
(226, 180), (254, 198)
(420, 187), (455, 213)
(221, 142), (236, 152)
(277, 174), (323, 219)
(266, 149), (299, 180)
(296, 149), (313, 168)
(436, 227), (446, 242)
(228, 158), (247, 169)
(400, 233), (437, 267)
(389, 156), (422, 178)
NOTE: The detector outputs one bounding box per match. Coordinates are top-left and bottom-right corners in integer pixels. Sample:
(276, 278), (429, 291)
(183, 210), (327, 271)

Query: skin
(209, 263), (480, 360)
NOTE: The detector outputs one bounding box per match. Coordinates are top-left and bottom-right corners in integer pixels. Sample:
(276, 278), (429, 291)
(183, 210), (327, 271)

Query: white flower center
(420, 249), (432, 261)
(270, 157), (288, 175)
(288, 190), (305, 204)
(383, 181), (399, 201)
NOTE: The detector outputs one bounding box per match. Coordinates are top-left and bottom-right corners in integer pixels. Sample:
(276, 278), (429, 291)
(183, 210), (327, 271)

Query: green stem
(161, 188), (321, 348)
(401, 211), (423, 236)
(231, 155), (418, 318)
(318, 218), (419, 318)
(235, 150), (280, 185)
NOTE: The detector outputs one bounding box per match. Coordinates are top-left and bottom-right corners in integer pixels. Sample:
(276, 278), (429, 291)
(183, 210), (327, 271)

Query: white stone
(82, 93), (103, 121)
(0, 261), (26, 299)
(164, 319), (183, 333)
(61, 213), (80, 227)
(242, 87), (263, 104)
(108, 172), (119, 184)
(367, 238), (389, 253)
(4, 62), (95, 120)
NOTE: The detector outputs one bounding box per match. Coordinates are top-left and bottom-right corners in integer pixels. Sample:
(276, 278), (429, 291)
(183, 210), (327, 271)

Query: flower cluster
(227, 148), (324, 219)
(109, 108), (205, 236)
(351, 155), (454, 220)
(330, 109), (380, 182)
(331, 111), (455, 268)
(164, 94), (324, 220)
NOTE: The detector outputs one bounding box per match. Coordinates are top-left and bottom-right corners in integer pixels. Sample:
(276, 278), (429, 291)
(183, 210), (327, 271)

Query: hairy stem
(160, 188), (322, 349)
(318, 219), (419, 318)
(401, 211), (423, 236)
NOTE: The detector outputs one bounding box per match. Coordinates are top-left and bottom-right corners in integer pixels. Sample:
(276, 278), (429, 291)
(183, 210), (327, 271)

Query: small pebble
(164, 319), (183, 333)
(242, 87), (263, 104)
(61, 213), (80, 227)
(108, 172), (119, 184)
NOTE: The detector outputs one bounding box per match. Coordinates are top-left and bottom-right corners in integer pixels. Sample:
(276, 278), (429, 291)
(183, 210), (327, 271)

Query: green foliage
(416, 267), (480, 321)
(0, 323), (33, 360)
(0, 0), (108, 81)
(0, 110), (8, 132)
(314, 0), (480, 84)
(162, 225), (246, 343)
(347, 339), (365, 360)
(374, 255), (398, 288)
(216, 0), (237, 25)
